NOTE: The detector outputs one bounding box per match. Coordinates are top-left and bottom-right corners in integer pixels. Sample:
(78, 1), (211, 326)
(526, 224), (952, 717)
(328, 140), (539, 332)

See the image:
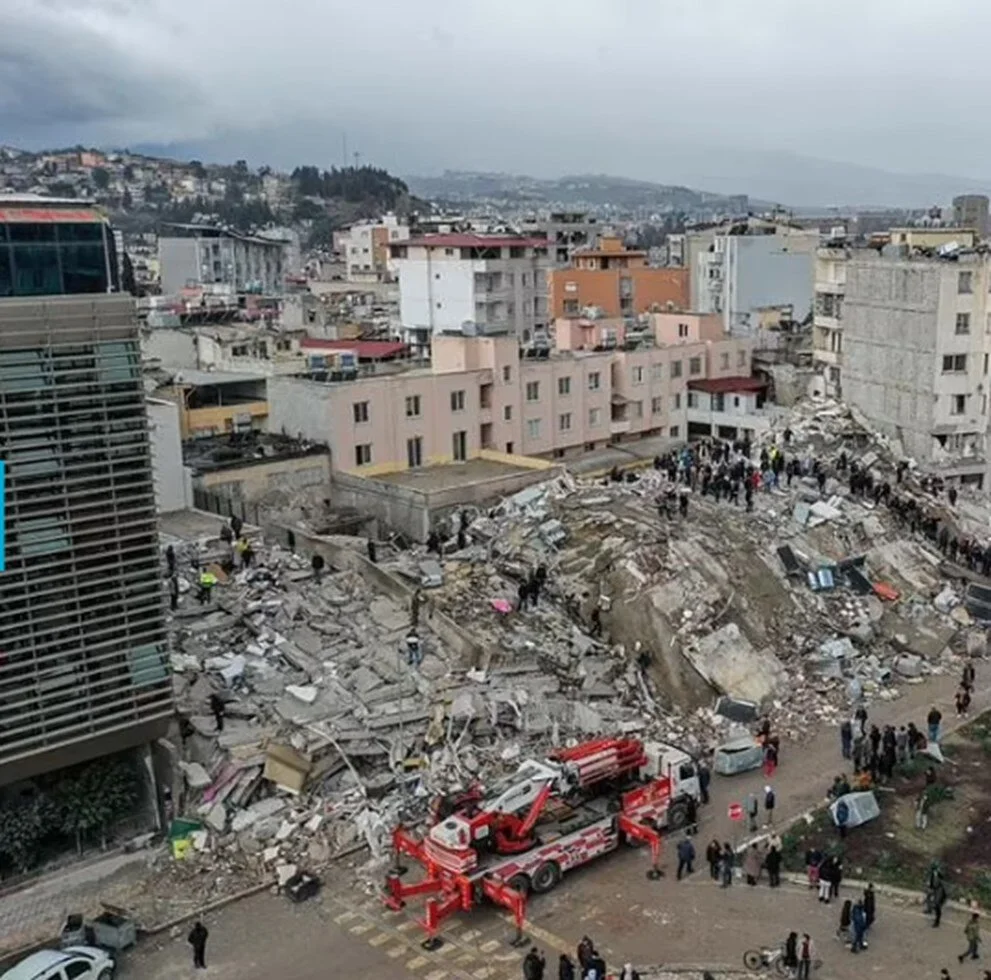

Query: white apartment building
(812, 241), (848, 398)
(339, 214), (409, 281)
(389, 233), (552, 350)
(142, 324), (306, 376)
(687, 218), (819, 337)
(518, 211), (600, 266)
(842, 248), (991, 487)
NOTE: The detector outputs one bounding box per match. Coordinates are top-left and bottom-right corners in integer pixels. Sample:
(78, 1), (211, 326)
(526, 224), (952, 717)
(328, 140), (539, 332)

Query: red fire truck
(383, 736), (702, 944)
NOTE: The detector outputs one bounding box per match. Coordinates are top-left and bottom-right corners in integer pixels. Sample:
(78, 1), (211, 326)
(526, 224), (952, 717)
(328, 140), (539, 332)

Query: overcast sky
(3, 0), (991, 205)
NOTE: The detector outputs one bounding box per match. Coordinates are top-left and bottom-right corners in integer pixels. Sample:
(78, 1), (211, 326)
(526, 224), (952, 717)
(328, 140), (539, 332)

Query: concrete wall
(142, 328), (198, 368)
(158, 238), (199, 295)
(330, 461), (561, 543)
(842, 259), (941, 461)
(197, 451), (331, 503)
(727, 236), (815, 335)
(147, 397), (192, 513)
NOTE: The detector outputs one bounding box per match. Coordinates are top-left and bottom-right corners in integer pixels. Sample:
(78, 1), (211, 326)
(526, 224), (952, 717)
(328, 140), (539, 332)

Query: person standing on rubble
(366, 538), (378, 563)
(963, 661), (976, 692)
(854, 704), (868, 737)
(405, 631), (423, 668)
(166, 544), (176, 577)
(197, 568), (217, 604)
(679, 487), (689, 518)
(209, 692), (226, 732)
(169, 575), (179, 612)
(311, 553), (325, 583)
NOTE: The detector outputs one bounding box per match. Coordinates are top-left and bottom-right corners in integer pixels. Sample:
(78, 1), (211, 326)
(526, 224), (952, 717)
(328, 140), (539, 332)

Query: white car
(0, 946), (115, 980)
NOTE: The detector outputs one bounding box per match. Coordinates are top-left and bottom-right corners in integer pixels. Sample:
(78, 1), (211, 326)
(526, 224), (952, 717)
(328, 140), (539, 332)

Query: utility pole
(342, 133), (348, 170)
(353, 151), (361, 170)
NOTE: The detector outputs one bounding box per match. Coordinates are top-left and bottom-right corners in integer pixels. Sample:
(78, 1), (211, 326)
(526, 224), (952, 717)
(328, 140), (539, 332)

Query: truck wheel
(507, 874), (531, 896)
(531, 861), (561, 894)
(667, 801), (688, 830)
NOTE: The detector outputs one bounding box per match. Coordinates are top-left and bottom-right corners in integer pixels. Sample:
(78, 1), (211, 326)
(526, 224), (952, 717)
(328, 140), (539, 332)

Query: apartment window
(503, 405), (513, 421)
(672, 393), (681, 410)
(588, 407), (601, 426)
(688, 356), (702, 375)
(450, 389), (466, 412)
(651, 396), (663, 414)
(678, 322), (689, 338)
(558, 376), (572, 396)
(355, 443), (372, 466)
(737, 349), (746, 368)
(956, 312), (971, 335)
(526, 380), (540, 402)
(406, 436), (423, 468)
(720, 352), (730, 370)
(632, 365), (644, 385)
(588, 371), (601, 391)
(559, 412), (572, 431)
(951, 394), (967, 416)
(353, 401), (369, 424)
(669, 425), (680, 438)
(985, 353), (989, 376)
(405, 395), (421, 418)
(632, 401), (643, 419)
(445, 248), (455, 256)
(671, 360), (683, 378)
(687, 392), (698, 408)
(563, 299), (579, 315)
(959, 270), (973, 294)
(452, 430), (467, 461)
(502, 364), (512, 383)
(505, 272), (514, 286)
(652, 362), (664, 381)
(942, 354), (967, 373)
(526, 418), (541, 439)
(521, 273), (529, 287)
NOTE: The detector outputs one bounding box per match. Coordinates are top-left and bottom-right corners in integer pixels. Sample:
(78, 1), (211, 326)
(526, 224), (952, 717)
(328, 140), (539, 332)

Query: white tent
(830, 790), (880, 829)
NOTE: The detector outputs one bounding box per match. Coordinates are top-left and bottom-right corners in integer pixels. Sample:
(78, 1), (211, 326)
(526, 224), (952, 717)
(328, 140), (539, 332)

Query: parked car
(0, 946), (115, 980)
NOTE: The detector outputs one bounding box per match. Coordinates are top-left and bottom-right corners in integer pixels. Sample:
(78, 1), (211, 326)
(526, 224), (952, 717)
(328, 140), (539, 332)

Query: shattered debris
(150, 395), (986, 918)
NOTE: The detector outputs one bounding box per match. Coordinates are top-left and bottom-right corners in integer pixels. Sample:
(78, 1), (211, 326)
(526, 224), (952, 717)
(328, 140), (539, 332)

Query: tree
(189, 160), (207, 180)
(91, 166), (111, 191)
(121, 186), (133, 210)
(56, 756), (140, 853)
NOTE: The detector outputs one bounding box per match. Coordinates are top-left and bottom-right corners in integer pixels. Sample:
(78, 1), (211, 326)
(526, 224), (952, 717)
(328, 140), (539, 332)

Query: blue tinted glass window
(9, 223), (56, 243)
(0, 224), (8, 243)
(57, 222), (104, 243)
(60, 244), (107, 293)
(11, 245), (61, 295)
(0, 245), (11, 297)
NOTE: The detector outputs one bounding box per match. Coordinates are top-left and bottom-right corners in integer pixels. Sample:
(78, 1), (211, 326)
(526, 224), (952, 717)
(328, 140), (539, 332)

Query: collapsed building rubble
(126, 396), (988, 924)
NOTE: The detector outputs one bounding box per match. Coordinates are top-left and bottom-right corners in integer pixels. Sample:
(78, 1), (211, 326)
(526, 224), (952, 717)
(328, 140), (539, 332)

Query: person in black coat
(188, 920), (208, 969)
(864, 883), (876, 931)
(558, 955), (576, 980)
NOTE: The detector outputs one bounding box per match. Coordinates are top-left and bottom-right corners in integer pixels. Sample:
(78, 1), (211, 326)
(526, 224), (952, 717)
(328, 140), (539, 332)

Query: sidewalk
(0, 849), (154, 953)
(699, 664), (990, 847)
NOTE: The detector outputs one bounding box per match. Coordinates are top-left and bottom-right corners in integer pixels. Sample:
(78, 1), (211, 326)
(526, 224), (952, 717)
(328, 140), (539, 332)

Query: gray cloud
(3, 0), (991, 205)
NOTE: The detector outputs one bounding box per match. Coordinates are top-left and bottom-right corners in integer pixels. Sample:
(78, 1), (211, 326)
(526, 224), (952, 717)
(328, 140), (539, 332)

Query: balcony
(609, 419), (631, 435)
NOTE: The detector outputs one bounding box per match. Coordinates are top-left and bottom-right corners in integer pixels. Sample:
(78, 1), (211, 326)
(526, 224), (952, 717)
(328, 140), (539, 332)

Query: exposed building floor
(372, 458), (533, 491)
(158, 509), (241, 540)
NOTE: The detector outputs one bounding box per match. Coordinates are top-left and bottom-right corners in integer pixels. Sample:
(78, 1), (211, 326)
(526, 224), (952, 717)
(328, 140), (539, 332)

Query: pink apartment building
(267, 313), (764, 475)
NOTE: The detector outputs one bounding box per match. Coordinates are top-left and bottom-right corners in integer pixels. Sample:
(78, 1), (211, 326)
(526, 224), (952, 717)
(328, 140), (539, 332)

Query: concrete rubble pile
(148, 397), (989, 917)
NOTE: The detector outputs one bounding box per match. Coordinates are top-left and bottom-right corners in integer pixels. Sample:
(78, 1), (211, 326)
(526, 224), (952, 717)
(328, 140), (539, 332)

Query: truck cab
(641, 742), (701, 828)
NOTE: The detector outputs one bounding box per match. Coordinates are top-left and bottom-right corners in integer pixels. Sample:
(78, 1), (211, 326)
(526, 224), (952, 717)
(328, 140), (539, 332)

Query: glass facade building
(0, 202), (171, 785)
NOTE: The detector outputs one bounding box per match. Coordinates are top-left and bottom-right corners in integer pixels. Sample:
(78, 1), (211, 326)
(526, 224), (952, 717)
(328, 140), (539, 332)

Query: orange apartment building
(268, 312), (768, 475)
(548, 236), (689, 319)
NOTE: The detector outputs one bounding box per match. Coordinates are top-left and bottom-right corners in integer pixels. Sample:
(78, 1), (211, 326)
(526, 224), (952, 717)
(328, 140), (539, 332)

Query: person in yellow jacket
(197, 570), (217, 604)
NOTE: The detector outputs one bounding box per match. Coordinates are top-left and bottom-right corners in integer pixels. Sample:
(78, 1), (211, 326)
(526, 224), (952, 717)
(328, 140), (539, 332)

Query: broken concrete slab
(683, 623), (787, 706)
(181, 762), (213, 790)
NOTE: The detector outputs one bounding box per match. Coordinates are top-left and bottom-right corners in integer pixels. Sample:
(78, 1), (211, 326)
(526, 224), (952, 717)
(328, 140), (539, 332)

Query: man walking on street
(746, 791), (759, 833)
(523, 946), (546, 980)
(765, 842), (782, 887)
(932, 878), (947, 927)
(188, 920), (208, 969)
(720, 843), (734, 887)
(764, 785), (776, 826)
(959, 914), (981, 963)
(797, 934), (815, 980)
(928, 705), (943, 744)
(676, 836), (695, 880)
(850, 900), (867, 953)
(706, 839), (721, 880)
(840, 718), (853, 760)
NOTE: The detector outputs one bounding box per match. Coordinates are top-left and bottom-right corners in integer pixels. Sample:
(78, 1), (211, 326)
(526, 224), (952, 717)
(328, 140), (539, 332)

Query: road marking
(397, 920), (421, 933)
(454, 951), (477, 965)
(349, 922), (375, 935)
(478, 940), (501, 953)
(459, 929), (482, 942)
(424, 971), (448, 980)
(472, 968), (496, 979)
(334, 910), (359, 924)
(387, 945), (409, 959)
(368, 932), (392, 947)
(406, 956), (429, 970)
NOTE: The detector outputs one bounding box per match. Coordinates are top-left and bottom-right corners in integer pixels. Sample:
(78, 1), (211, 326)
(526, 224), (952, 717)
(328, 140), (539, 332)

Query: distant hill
(405, 170), (751, 213)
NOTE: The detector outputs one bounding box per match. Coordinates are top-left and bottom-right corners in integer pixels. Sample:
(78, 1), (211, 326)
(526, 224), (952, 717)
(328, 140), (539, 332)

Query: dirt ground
(781, 709), (991, 903)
